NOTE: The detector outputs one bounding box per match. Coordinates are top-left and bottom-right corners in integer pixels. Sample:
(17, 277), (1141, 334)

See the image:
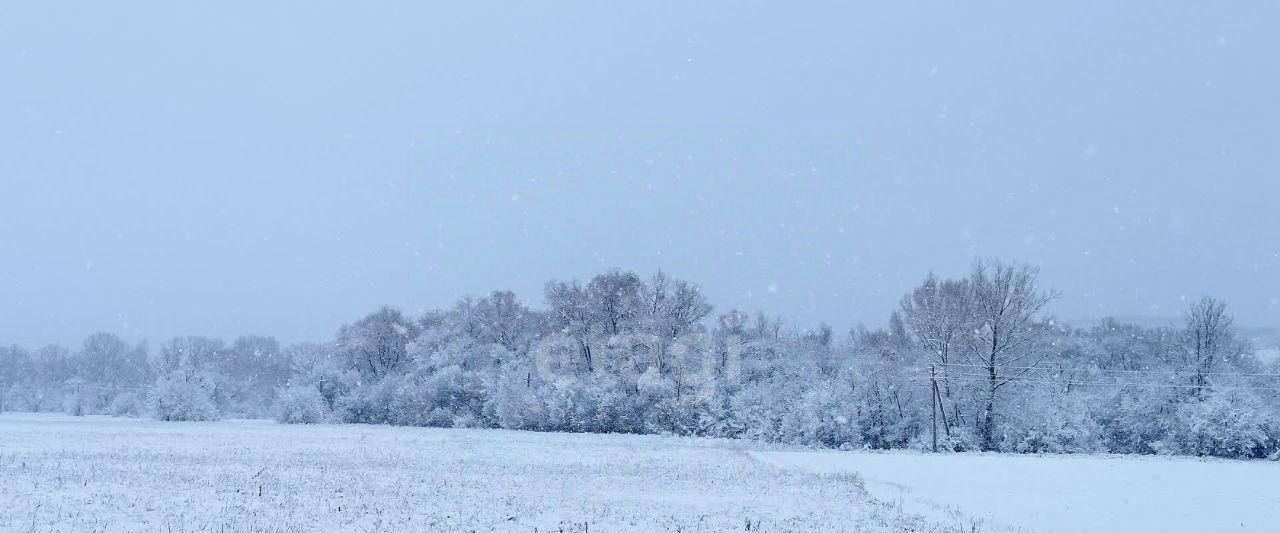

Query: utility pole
(930, 364), (938, 453)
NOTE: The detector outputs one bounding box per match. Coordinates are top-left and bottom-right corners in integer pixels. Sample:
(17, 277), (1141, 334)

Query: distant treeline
(3, 259), (1278, 459)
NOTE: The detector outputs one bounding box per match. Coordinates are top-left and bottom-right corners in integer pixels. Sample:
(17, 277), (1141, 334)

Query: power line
(935, 371), (1280, 382)
(1, 385), (147, 392)
(937, 362), (1280, 379)
(910, 375), (1280, 392)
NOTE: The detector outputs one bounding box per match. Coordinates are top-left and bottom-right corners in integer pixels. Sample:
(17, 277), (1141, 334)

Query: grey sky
(2, 2), (1278, 348)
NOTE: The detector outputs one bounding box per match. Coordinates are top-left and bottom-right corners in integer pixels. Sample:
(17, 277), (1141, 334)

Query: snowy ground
(0, 414), (942, 533)
(6, 413), (1275, 533)
(752, 449), (1280, 533)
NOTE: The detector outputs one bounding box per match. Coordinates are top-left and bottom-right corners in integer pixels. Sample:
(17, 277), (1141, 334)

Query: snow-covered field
(0, 414), (939, 532)
(753, 449), (1280, 533)
(5, 413), (1276, 533)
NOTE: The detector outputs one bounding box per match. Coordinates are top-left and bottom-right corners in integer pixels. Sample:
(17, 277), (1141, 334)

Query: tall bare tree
(545, 279), (597, 371)
(642, 272), (713, 338)
(336, 307), (420, 380)
(461, 290), (542, 356)
(1181, 296), (1238, 397)
(587, 270), (645, 336)
(640, 271), (713, 373)
(900, 273), (973, 422)
(964, 260), (1057, 450)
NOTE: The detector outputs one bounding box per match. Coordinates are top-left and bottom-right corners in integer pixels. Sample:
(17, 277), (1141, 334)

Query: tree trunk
(578, 339), (593, 373)
(982, 358), (998, 451)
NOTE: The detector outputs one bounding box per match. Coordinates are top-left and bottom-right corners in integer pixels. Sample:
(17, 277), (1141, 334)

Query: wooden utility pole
(930, 364), (938, 452)
(929, 364), (953, 452)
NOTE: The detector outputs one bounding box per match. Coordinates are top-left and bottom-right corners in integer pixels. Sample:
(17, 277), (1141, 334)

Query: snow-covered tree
(336, 307), (420, 381)
(5, 264), (1276, 460)
(963, 260), (1057, 451)
(1180, 296), (1243, 396)
(148, 374), (219, 421)
(545, 279), (598, 372)
(900, 273), (973, 418)
(275, 384), (330, 424)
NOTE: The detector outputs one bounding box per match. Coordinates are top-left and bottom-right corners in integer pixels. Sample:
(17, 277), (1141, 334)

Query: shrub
(1155, 390), (1280, 459)
(148, 376), (220, 421)
(778, 383), (861, 448)
(487, 366), (547, 431)
(2, 386), (44, 412)
(63, 389), (92, 416)
(336, 377), (400, 424)
(109, 392), (144, 417)
(274, 385), (330, 424)
(1004, 391), (1105, 454)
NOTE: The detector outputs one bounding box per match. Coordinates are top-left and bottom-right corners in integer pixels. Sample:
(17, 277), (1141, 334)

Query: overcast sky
(2, 2), (1278, 348)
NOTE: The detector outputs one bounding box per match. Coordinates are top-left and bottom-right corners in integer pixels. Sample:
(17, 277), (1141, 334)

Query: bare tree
(900, 273), (973, 421)
(153, 336), (225, 380)
(642, 272), (713, 338)
(336, 307), (420, 380)
(545, 279), (596, 371)
(753, 312), (782, 340)
(462, 290), (542, 356)
(587, 270), (645, 336)
(81, 333), (150, 390)
(1181, 296), (1238, 397)
(964, 260), (1057, 451)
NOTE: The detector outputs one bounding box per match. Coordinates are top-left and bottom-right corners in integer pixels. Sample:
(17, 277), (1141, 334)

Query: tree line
(2, 260), (1277, 459)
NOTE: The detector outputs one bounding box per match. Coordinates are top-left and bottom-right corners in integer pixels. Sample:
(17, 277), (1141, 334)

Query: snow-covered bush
(727, 384), (785, 442)
(541, 382), (589, 432)
(2, 386), (43, 412)
(778, 381), (860, 448)
(929, 426), (980, 453)
(487, 365), (550, 430)
(336, 377), (399, 424)
(856, 381), (921, 450)
(148, 376), (219, 421)
(1154, 390), (1279, 459)
(385, 378), (435, 427)
(494, 374), (642, 435)
(62, 385), (92, 416)
(379, 365), (489, 427)
(1003, 390), (1105, 454)
(275, 385), (330, 424)
(644, 395), (711, 436)
(1101, 386), (1182, 455)
(109, 392), (144, 417)
(416, 365), (487, 425)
